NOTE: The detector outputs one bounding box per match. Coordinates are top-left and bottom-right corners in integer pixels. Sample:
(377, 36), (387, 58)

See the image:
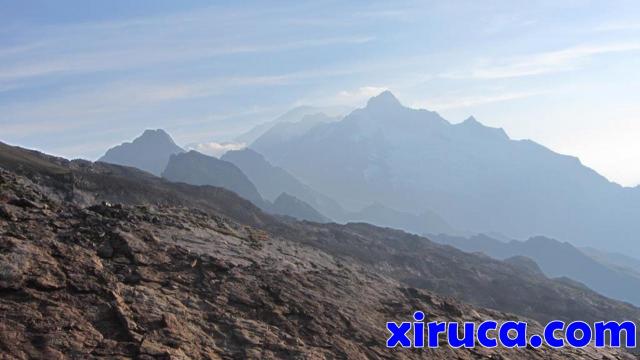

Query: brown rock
(8, 197), (39, 209)
(0, 204), (17, 221)
(97, 242), (114, 258)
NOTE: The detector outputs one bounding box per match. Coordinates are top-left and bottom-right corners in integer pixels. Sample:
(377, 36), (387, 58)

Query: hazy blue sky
(1, 1), (639, 186)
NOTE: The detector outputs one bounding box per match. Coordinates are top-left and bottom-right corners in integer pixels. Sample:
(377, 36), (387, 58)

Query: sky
(1, 0), (639, 186)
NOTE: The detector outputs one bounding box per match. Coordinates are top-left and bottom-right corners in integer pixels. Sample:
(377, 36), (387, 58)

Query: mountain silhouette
(162, 150), (266, 208)
(580, 246), (640, 279)
(271, 192), (330, 223)
(433, 233), (640, 306)
(235, 105), (345, 144)
(99, 129), (184, 176)
(348, 202), (454, 235)
(251, 113), (338, 155)
(221, 148), (344, 220)
(254, 91), (640, 256)
(162, 149), (328, 222)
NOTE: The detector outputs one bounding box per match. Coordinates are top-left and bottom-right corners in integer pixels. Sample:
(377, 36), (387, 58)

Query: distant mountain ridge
(581, 246), (640, 279)
(162, 150), (267, 209)
(98, 130), (334, 223)
(433, 233), (640, 306)
(99, 129), (184, 176)
(223, 148), (457, 234)
(221, 148), (344, 220)
(348, 202), (454, 235)
(253, 90), (640, 256)
(250, 113), (338, 154)
(235, 105), (346, 144)
(271, 192), (330, 223)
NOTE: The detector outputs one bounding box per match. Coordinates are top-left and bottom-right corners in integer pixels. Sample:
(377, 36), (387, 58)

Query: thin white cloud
(332, 86), (389, 106)
(285, 3), (415, 27)
(445, 42), (640, 80)
(186, 142), (246, 158)
(0, 65), (367, 138)
(0, 4), (375, 83)
(0, 35), (374, 82)
(0, 82), (21, 93)
(0, 42), (46, 58)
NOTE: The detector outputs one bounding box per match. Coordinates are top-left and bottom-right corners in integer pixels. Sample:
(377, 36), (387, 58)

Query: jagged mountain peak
(365, 90), (403, 110)
(162, 149), (266, 208)
(98, 129), (184, 176)
(141, 128), (172, 138)
(134, 129), (181, 147)
(456, 115), (509, 140)
(462, 115), (479, 124)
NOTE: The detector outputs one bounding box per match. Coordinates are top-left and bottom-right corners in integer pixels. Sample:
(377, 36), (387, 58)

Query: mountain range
(221, 148), (344, 219)
(220, 147), (455, 234)
(93, 91), (640, 308)
(98, 132), (330, 223)
(234, 105), (345, 144)
(252, 91), (640, 257)
(162, 150), (266, 208)
(98, 129), (455, 235)
(348, 202), (454, 235)
(433, 233), (640, 306)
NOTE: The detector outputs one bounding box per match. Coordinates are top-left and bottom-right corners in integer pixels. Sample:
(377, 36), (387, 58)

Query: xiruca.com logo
(387, 312), (637, 349)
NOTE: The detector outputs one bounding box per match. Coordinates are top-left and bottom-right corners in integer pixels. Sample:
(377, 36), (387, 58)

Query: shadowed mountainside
(162, 149), (328, 223)
(581, 246), (640, 278)
(270, 192), (330, 223)
(222, 147), (454, 233)
(99, 127), (455, 234)
(222, 148), (344, 220)
(433, 233), (640, 306)
(162, 150), (267, 209)
(99, 129), (184, 176)
(349, 202), (454, 236)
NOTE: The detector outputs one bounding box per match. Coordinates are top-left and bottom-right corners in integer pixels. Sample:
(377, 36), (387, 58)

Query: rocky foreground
(0, 143), (638, 359)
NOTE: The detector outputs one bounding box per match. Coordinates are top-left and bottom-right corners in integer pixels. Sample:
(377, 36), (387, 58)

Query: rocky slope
(274, 220), (640, 325)
(0, 142), (638, 359)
